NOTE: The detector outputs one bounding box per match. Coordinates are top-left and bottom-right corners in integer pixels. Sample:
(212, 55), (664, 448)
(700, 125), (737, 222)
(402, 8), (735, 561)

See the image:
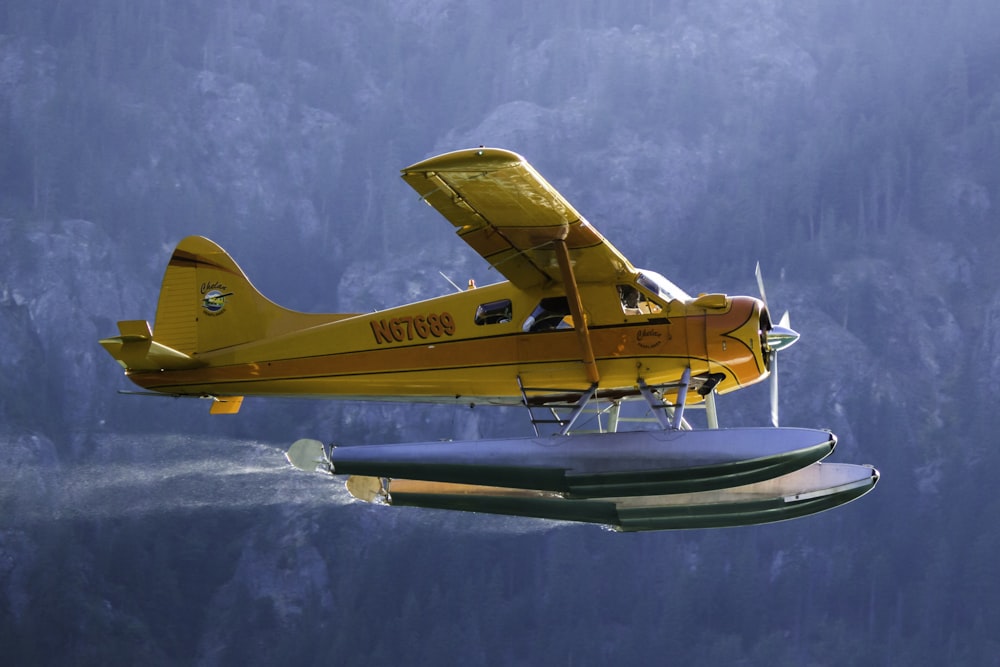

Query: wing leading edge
(401, 148), (637, 290)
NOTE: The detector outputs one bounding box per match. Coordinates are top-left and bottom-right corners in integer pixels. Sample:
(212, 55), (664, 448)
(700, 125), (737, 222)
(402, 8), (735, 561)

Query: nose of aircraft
(766, 321), (800, 352)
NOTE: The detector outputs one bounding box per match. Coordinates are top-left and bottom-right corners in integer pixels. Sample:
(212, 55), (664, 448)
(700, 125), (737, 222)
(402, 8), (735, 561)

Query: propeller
(755, 263), (800, 427)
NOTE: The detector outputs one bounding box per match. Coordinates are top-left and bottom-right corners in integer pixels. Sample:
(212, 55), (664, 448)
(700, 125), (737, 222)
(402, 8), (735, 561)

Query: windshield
(636, 269), (691, 302)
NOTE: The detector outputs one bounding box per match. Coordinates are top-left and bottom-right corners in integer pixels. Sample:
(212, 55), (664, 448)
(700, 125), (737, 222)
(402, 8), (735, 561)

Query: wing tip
(401, 147), (525, 174)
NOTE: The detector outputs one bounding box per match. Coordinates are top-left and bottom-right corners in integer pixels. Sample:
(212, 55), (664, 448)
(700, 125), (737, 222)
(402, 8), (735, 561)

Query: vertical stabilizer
(154, 236), (282, 354)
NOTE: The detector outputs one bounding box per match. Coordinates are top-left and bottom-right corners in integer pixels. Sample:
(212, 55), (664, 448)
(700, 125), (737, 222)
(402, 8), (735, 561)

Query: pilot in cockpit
(619, 285), (642, 316)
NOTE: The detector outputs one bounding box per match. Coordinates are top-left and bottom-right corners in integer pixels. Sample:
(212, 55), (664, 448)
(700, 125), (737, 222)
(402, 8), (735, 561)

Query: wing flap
(402, 148), (636, 289)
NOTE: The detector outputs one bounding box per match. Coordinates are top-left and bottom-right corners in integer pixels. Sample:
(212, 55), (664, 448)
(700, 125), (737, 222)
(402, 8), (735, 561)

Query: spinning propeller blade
(755, 262), (769, 315)
(770, 347), (780, 428)
(755, 264), (800, 426)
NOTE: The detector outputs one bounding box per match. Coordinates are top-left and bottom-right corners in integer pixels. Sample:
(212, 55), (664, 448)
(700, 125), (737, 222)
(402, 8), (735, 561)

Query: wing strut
(552, 238), (600, 385)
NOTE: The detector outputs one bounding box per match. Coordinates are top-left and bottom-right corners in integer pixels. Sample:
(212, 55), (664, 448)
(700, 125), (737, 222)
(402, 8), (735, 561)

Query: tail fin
(101, 236), (343, 371)
(152, 235), (283, 354)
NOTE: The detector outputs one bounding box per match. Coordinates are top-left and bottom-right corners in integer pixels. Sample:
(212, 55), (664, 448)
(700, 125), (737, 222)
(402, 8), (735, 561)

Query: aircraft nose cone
(767, 324), (800, 352)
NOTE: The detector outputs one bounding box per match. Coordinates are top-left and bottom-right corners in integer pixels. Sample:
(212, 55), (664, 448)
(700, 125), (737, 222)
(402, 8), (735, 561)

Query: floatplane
(100, 147), (877, 531)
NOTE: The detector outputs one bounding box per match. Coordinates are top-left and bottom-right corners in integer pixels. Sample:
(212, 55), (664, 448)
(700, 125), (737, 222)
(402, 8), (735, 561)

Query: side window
(617, 285), (662, 316)
(522, 297), (572, 332)
(474, 299), (512, 325)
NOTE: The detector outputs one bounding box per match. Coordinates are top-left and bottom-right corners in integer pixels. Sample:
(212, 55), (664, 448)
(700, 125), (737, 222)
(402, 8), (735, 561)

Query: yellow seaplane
(100, 147), (878, 531)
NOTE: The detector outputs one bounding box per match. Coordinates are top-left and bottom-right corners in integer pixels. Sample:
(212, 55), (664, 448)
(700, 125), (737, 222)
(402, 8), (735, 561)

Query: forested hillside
(2, 1), (999, 664)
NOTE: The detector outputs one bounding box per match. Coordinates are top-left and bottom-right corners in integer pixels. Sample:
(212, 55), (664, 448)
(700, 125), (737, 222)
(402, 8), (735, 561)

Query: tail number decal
(371, 313), (455, 344)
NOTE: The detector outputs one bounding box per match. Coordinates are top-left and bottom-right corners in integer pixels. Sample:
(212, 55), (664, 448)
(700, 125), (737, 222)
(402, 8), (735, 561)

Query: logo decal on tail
(201, 282), (232, 315)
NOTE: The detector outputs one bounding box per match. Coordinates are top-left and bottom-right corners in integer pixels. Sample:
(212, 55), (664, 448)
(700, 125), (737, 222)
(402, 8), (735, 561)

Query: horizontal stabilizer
(117, 319), (153, 340)
(99, 320), (204, 371)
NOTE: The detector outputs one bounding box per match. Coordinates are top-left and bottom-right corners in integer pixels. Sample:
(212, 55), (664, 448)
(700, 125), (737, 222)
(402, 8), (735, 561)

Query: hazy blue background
(2, 1), (998, 664)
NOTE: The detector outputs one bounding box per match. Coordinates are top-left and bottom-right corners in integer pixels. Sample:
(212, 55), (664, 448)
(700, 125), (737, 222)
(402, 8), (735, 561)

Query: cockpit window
(474, 299), (512, 325)
(637, 270), (691, 302)
(522, 297), (572, 332)
(618, 284), (662, 316)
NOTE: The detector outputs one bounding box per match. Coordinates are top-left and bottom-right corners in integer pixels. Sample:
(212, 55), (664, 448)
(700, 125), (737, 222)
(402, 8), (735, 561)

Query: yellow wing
(401, 148), (637, 290)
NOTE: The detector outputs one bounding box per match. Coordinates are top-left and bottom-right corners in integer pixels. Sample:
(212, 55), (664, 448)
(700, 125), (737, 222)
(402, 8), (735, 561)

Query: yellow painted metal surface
(209, 396), (243, 415)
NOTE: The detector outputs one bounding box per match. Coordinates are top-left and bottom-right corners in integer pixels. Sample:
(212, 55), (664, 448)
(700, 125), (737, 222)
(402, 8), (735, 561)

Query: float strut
(672, 367), (691, 430)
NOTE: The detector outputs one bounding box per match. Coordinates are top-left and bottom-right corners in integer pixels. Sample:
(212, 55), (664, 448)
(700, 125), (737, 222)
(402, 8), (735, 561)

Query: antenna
(438, 271), (463, 293)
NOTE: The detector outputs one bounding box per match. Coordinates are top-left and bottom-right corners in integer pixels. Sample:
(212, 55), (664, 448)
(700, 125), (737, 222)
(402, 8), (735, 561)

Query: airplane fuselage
(124, 279), (770, 405)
